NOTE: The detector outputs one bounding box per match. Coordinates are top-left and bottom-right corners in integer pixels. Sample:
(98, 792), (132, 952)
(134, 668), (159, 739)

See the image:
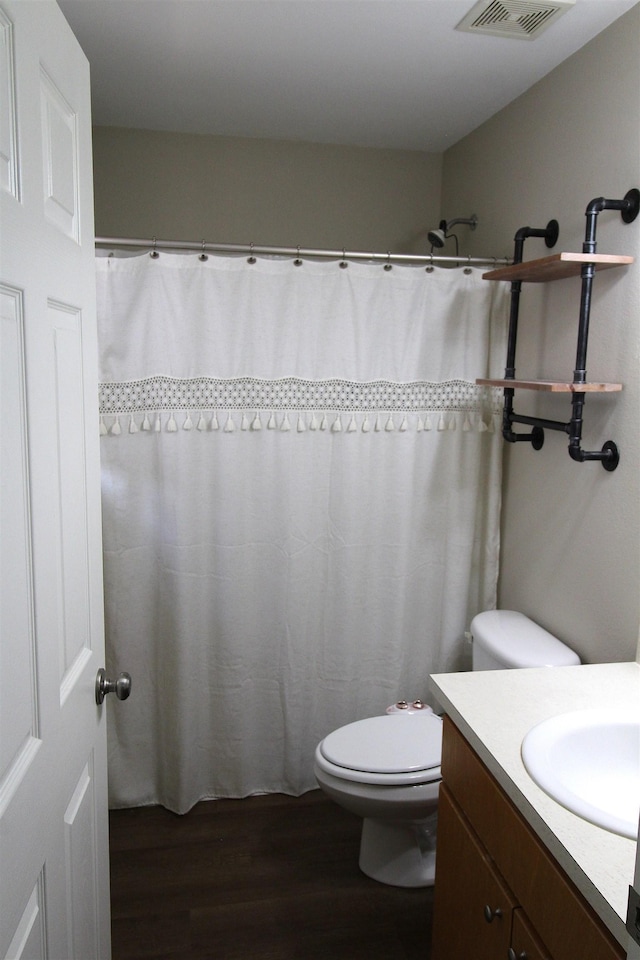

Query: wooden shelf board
(483, 252), (634, 283)
(476, 378), (622, 393)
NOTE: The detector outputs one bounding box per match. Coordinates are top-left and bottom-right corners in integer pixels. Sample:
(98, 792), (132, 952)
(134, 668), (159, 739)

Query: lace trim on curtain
(98, 376), (502, 435)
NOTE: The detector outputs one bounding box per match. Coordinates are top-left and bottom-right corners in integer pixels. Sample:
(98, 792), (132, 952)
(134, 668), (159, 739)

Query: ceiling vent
(456, 0), (576, 40)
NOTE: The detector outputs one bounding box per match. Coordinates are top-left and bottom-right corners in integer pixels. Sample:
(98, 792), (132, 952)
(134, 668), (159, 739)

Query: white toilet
(313, 610), (580, 888)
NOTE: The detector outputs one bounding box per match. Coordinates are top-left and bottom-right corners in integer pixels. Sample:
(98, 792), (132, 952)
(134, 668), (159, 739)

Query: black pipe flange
(531, 427), (544, 451)
(544, 219), (559, 248)
(601, 441), (620, 472)
(622, 188), (640, 224)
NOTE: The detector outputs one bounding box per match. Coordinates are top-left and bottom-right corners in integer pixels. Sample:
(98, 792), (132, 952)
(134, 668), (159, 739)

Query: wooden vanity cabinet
(431, 717), (625, 960)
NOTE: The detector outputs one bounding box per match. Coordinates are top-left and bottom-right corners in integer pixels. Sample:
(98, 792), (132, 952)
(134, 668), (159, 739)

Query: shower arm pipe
(444, 215), (478, 232)
(94, 236), (512, 267)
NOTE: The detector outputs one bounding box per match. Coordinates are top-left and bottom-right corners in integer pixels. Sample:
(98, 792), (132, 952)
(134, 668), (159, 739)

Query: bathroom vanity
(429, 662), (639, 960)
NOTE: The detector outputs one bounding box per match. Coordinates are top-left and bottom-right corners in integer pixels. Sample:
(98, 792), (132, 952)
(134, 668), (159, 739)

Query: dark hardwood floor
(109, 790), (433, 960)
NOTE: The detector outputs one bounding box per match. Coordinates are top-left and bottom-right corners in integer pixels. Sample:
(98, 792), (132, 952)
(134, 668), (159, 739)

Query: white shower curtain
(97, 253), (508, 814)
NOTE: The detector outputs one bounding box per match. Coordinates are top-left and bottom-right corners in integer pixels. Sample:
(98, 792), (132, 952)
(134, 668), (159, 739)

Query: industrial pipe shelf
(476, 378), (622, 393)
(482, 252), (633, 283)
(477, 189), (639, 472)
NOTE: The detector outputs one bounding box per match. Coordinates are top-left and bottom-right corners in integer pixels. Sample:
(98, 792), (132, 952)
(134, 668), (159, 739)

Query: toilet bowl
(313, 711), (443, 887)
(314, 610), (581, 888)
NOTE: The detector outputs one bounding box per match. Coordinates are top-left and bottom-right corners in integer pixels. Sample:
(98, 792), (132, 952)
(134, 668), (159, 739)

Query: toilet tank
(471, 610), (581, 671)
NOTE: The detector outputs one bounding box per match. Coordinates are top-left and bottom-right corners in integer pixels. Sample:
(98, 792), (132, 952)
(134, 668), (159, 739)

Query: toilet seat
(316, 713), (442, 786)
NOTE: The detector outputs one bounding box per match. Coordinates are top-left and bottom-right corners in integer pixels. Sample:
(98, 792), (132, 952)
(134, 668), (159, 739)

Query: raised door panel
(431, 785), (517, 960)
(48, 299), (92, 695)
(4, 880), (46, 960)
(0, 7), (19, 198)
(0, 284), (39, 798)
(40, 66), (79, 241)
(63, 760), (101, 960)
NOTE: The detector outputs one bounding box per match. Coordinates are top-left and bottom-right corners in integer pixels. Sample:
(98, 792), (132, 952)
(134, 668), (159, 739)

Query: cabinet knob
(508, 950), (528, 960)
(484, 904), (503, 923)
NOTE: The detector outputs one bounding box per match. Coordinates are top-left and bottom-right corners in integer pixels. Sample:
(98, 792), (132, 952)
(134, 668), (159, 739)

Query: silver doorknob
(95, 668), (132, 705)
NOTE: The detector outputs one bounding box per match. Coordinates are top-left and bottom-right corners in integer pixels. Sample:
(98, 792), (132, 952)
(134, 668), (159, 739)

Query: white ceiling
(58, 0), (638, 152)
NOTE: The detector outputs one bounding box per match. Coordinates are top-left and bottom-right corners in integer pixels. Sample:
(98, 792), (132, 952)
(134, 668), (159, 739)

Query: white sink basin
(521, 708), (640, 839)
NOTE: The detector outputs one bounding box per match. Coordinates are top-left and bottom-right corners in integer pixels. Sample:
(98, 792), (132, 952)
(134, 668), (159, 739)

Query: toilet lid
(320, 714), (442, 775)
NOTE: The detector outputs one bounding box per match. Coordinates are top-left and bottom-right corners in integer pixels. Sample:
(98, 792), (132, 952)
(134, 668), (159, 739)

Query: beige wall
(443, 7), (640, 664)
(92, 127), (442, 255)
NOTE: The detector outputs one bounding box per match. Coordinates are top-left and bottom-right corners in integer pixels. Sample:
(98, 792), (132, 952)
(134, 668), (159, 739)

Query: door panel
(64, 760), (101, 960)
(0, 3), (110, 957)
(40, 66), (80, 241)
(49, 299), (92, 692)
(5, 881), (46, 960)
(0, 7), (19, 199)
(0, 283), (38, 785)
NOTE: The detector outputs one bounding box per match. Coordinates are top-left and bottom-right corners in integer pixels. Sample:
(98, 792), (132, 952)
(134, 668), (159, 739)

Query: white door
(0, 2), (111, 957)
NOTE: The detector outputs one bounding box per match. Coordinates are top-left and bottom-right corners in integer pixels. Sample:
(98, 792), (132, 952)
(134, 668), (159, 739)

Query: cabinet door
(432, 785), (518, 960)
(511, 908), (554, 960)
(441, 719), (625, 960)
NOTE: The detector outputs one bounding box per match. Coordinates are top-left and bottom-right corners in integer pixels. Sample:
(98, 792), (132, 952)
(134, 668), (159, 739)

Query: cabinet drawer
(441, 717), (624, 960)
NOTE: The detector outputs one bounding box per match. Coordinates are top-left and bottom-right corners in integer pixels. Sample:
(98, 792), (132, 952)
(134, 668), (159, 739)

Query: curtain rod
(94, 236), (512, 267)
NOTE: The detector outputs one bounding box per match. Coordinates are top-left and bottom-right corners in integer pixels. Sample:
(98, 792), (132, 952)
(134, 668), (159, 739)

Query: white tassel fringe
(100, 408), (499, 438)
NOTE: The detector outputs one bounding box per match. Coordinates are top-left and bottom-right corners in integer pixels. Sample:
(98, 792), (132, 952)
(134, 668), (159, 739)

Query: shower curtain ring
(339, 248), (348, 269)
(199, 240), (208, 262)
(247, 243), (256, 264)
(150, 237), (159, 259)
(426, 252), (434, 273)
(294, 246), (303, 266)
(464, 254), (472, 274)
(384, 251), (392, 271)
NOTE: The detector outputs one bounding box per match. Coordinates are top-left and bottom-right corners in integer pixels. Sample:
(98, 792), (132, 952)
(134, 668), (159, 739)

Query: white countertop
(429, 661), (640, 947)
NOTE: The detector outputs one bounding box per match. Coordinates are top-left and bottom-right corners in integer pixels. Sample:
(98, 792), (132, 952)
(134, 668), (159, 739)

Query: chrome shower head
(428, 214), (478, 250)
(427, 222), (447, 248)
